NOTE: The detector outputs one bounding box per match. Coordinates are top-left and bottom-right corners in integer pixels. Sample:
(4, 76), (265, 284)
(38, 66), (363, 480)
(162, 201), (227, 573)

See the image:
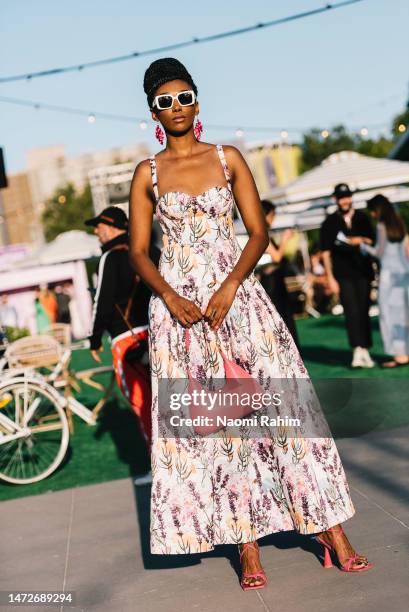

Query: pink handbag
(184, 326), (264, 436)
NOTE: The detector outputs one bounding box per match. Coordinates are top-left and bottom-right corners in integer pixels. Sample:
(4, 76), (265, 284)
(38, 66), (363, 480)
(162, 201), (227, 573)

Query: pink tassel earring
(155, 124), (164, 145)
(194, 118), (203, 141)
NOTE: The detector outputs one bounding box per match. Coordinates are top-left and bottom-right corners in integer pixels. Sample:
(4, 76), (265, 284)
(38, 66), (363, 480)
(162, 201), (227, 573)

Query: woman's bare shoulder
(221, 144), (245, 164)
(131, 158), (152, 187)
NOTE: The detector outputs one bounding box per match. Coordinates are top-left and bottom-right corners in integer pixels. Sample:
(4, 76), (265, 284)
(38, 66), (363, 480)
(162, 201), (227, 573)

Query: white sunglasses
(152, 89), (196, 110)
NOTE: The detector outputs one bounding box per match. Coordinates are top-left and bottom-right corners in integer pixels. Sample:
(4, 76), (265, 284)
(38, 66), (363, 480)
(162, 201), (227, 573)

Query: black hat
(333, 183), (354, 199)
(143, 57), (198, 108)
(84, 206), (128, 230)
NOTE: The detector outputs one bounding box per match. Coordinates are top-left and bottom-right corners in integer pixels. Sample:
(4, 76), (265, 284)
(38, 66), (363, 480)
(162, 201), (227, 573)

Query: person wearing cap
(320, 184), (376, 367)
(85, 206), (160, 483)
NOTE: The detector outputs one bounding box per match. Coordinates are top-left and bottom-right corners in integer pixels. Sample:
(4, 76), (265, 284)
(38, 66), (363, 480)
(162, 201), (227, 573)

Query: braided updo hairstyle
(143, 57), (198, 109)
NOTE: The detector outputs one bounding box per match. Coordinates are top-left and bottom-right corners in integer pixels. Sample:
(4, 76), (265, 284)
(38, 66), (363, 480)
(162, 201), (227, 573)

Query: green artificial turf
(0, 315), (407, 501)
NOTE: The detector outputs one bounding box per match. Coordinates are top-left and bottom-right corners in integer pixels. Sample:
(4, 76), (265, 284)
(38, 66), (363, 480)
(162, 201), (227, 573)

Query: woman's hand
(327, 275), (340, 295)
(162, 291), (203, 328)
(347, 236), (371, 246)
(281, 228), (294, 244)
(204, 278), (240, 330)
(90, 346), (103, 363)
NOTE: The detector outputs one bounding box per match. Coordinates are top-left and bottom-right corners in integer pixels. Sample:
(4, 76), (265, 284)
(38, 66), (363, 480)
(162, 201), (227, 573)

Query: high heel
(323, 545), (333, 569)
(238, 542), (268, 590)
(315, 526), (374, 573)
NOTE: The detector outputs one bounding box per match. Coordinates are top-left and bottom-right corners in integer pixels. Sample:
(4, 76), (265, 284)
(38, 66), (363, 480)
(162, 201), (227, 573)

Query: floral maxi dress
(147, 144), (355, 554)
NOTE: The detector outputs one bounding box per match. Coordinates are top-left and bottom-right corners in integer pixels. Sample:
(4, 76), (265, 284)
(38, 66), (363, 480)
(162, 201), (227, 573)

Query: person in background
(34, 287), (51, 333)
(55, 284), (71, 324)
(39, 284), (58, 324)
(0, 294), (18, 328)
(85, 206), (161, 485)
(362, 195), (409, 368)
(320, 183), (376, 368)
(258, 200), (300, 349)
(307, 250), (332, 314)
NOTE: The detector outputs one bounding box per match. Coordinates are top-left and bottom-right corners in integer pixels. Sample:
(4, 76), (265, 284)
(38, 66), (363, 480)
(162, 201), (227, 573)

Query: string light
(0, 95), (396, 137)
(360, 127), (368, 137)
(0, 1), (364, 84)
(58, 195), (66, 204)
(321, 129), (330, 138)
(398, 123), (407, 133)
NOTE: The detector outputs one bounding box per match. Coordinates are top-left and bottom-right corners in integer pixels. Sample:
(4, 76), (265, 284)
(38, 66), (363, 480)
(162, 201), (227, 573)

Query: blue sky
(1, 0), (408, 173)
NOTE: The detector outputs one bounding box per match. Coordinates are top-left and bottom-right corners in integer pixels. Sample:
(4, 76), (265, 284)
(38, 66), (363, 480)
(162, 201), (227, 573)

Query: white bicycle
(0, 329), (114, 484)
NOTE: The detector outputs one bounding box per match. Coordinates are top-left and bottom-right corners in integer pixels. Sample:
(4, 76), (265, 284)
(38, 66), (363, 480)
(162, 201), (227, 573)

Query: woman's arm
(129, 160), (171, 298)
(405, 234), (409, 261)
(129, 160), (202, 327)
(266, 229), (293, 263)
(375, 222), (386, 258)
(358, 222), (386, 258)
(203, 145), (269, 329)
(223, 145), (269, 282)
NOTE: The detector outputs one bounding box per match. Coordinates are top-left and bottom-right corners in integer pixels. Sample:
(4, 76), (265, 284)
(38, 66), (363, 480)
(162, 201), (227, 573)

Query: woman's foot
(317, 525), (372, 571)
(238, 541), (267, 589)
(381, 356), (409, 368)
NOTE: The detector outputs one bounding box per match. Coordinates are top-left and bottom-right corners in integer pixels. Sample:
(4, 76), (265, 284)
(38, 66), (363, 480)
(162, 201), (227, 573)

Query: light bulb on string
(280, 130), (288, 140)
(235, 128), (244, 139)
(398, 123), (406, 133)
(360, 127), (368, 137)
(139, 120), (148, 130)
(88, 113), (96, 124)
(321, 129), (329, 139)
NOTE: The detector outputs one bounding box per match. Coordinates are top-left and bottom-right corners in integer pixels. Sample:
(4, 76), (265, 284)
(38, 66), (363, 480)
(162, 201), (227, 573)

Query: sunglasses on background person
(152, 90), (196, 110)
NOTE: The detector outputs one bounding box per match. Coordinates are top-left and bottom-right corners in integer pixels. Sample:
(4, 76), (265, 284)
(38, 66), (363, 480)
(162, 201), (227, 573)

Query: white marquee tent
(14, 230), (100, 267)
(234, 150), (409, 269)
(265, 151), (409, 231)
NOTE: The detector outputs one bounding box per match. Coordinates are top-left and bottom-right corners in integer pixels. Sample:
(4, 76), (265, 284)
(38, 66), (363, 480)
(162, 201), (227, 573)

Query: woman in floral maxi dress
(129, 57), (373, 589)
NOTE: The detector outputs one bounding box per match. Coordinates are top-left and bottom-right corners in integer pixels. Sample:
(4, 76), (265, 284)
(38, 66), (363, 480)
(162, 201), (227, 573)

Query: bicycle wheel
(0, 377), (70, 484)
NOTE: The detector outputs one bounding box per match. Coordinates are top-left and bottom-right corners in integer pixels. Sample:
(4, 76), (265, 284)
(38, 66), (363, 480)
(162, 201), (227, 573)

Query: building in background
(0, 142), (151, 248)
(0, 172), (39, 247)
(26, 142), (151, 206)
(88, 162), (136, 215)
(244, 141), (301, 199)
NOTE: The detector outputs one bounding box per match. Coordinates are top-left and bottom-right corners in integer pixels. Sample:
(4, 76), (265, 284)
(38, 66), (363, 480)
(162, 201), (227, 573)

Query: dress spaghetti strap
(149, 156), (159, 201)
(216, 144), (232, 191)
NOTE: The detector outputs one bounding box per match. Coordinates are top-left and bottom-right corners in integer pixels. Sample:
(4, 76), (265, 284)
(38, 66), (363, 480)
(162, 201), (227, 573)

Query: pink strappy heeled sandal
(238, 542), (268, 590)
(315, 526), (374, 572)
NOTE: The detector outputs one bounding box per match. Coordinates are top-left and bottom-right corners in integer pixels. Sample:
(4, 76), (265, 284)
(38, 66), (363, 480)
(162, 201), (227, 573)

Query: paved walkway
(3, 427), (408, 612)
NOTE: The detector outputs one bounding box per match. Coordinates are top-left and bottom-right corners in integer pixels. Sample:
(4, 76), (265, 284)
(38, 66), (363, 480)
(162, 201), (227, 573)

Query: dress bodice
(149, 145), (249, 293)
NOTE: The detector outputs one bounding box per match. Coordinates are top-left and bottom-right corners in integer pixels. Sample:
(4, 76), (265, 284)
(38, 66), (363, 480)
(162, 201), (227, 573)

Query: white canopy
(259, 151), (409, 231)
(15, 230), (100, 268)
(270, 151), (409, 204)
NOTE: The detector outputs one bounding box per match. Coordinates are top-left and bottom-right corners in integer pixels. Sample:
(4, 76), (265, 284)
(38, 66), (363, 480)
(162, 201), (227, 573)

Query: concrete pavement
(2, 426), (408, 612)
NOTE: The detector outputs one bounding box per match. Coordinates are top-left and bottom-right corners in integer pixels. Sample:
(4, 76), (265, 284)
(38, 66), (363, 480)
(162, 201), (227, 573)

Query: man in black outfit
(320, 183), (376, 368)
(85, 205), (160, 484)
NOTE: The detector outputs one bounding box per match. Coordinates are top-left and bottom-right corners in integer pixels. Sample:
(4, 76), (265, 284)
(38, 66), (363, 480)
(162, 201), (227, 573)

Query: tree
(299, 125), (394, 173)
(391, 102), (409, 137)
(299, 101), (409, 173)
(42, 183), (95, 242)
(300, 125), (357, 173)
